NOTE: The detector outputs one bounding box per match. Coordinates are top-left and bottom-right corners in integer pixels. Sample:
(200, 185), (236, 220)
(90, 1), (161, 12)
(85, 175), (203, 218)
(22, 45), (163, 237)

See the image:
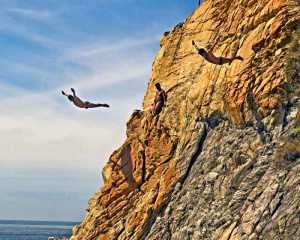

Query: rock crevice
(72, 1), (300, 239)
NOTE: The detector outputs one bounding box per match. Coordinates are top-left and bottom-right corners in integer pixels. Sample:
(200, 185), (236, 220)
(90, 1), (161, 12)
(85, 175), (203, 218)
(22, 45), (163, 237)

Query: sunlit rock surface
(72, 0), (300, 239)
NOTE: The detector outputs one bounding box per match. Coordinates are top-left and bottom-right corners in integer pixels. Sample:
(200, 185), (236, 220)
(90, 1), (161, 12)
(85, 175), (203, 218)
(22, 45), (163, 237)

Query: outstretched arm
(62, 90), (74, 102)
(162, 91), (167, 103)
(192, 40), (200, 51)
(71, 88), (76, 97)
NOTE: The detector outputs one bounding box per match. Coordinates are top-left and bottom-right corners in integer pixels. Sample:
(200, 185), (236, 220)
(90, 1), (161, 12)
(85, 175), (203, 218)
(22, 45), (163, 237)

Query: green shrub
(291, 107), (300, 137)
(295, 109), (300, 126)
(292, 126), (300, 136)
(285, 29), (300, 83)
(285, 28), (300, 138)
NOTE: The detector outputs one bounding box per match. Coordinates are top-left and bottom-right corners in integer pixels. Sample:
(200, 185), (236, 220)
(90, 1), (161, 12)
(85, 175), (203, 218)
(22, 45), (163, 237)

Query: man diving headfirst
(192, 40), (243, 65)
(62, 88), (109, 109)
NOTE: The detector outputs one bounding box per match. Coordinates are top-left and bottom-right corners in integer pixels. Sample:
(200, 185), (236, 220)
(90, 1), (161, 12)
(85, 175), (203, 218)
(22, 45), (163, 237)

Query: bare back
(204, 50), (220, 63)
(154, 90), (166, 104)
(72, 96), (86, 108)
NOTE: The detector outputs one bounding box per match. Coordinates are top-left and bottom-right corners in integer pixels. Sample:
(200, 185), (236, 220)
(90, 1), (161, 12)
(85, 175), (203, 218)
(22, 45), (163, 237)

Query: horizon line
(0, 219), (80, 226)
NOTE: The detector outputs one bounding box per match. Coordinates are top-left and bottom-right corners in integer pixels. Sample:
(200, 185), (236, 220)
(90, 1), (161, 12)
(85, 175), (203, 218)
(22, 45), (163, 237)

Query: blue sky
(0, 0), (197, 221)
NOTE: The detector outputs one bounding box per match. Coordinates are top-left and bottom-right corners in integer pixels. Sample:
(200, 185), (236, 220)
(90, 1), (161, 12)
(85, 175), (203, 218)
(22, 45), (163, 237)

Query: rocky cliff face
(71, 0), (300, 239)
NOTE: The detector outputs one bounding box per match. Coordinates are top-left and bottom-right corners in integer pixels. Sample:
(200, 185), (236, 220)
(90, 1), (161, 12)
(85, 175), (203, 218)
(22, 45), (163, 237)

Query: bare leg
(234, 56), (244, 61)
(85, 102), (110, 108)
(226, 56), (244, 65)
(151, 104), (155, 115)
(153, 101), (164, 115)
(218, 57), (232, 65)
(217, 56), (243, 65)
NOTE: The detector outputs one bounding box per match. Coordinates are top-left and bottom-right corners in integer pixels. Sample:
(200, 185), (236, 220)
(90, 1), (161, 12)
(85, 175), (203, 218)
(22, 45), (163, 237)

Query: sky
(0, 0), (197, 222)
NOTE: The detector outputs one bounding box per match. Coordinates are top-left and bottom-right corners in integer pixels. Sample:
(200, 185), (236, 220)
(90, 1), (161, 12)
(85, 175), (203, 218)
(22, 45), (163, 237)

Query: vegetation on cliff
(285, 28), (300, 134)
(72, 1), (300, 239)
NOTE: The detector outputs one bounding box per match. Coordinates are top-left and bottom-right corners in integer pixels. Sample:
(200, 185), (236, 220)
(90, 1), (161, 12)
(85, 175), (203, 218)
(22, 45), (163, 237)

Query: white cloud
(6, 8), (53, 20)
(66, 35), (161, 59)
(0, 5), (61, 49)
(0, 35), (156, 178)
(0, 17), (60, 49)
(57, 35), (158, 93)
(0, 91), (130, 176)
(0, 81), (31, 96)
(0, 2), (161, 220)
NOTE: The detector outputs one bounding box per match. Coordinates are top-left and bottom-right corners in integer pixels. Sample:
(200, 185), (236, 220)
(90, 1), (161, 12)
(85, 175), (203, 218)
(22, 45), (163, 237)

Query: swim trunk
(219, 57), (225, 65)
(84, 101), (91, 109)
(154, 101), (164, 115)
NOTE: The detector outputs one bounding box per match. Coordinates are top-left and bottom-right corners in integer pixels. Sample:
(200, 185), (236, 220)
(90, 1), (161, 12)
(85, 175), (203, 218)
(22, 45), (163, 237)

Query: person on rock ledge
(152, 83), (167, 115)
(62, 88), (110, 109)
(192, 40), (243, 65)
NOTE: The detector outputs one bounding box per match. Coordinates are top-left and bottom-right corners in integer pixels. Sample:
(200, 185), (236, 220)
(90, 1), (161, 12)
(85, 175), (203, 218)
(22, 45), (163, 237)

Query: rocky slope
(71, 0), (300, 239)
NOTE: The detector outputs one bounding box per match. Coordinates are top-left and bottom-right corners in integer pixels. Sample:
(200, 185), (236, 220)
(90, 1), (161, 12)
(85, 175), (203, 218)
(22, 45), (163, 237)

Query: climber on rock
(192, 40), (243, 65)
(152, 83), (167, 115)
(62, 88), (110, 109)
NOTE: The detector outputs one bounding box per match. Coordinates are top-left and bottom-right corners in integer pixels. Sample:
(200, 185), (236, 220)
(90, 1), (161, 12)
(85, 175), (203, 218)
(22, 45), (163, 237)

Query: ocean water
(0, 220), (77, 240)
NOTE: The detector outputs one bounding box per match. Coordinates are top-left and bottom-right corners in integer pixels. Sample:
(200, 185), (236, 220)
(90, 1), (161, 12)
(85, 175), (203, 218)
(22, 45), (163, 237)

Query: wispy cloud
(58, 35), (158, 93)
(0, 0), (194, 221)
(6, 8), (53, 20)
(67, 35), (161, 59)
(0, 3), (62, 50)
(0, 36), (156, 103)
(0, 5), (158, 193)
(0, 16), (61, 49)
(0, 35), (155, 176)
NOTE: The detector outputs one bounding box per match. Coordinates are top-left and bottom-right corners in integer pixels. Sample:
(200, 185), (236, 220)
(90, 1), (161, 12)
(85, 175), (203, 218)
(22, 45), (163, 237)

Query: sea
(0, 220), (78, 240)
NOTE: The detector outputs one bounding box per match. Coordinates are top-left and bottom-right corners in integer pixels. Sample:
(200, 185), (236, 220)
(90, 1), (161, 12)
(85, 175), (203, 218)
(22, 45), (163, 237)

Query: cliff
(71, 0), (300, 239)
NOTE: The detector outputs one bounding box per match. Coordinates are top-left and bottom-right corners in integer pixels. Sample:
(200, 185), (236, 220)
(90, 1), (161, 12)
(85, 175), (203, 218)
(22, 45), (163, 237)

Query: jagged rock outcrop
(71, 0), (300, 239)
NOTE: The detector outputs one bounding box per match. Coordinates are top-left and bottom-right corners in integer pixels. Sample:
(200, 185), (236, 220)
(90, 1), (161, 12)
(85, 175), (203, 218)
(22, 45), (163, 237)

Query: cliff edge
(72, 0), (300, 239)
